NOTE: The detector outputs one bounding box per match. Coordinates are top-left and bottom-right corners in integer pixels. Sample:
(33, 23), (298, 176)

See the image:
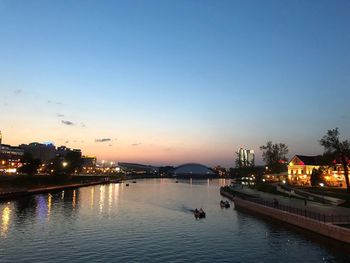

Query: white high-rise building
(238, 148), (255, 167)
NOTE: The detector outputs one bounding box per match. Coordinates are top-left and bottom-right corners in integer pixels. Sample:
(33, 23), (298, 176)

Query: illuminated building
(238, 148), (255, 167)
(288, 155), (346, 187)
(0, 131), (24, 174)
(118, 162), (159, 174)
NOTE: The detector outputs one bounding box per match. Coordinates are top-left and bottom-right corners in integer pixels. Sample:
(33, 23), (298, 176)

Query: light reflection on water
(0, 178), (349, 263)
(1, 205), (10, 237)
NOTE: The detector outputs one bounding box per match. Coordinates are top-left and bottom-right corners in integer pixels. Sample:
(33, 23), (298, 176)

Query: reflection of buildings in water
(72, 190), (76, 209)
(14, 196), (37, 227)
(47, 194), (52, 218)
(108, 184), (113, 215)
(37, 196), (48, 222)
(1, 206), (11, 237)
(90, 187), (95, 209)
(218, 178), (230, 187)
(59, 189), (80, 218)
(99, 185), (105, 214)
(114, 183), (120, 205)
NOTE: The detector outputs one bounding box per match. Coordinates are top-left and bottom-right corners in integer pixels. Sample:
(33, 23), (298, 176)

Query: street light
(62, 162), (68, 168)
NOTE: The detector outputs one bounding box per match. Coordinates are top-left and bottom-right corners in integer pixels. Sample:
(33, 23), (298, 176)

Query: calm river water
(1, 178), (349, 262)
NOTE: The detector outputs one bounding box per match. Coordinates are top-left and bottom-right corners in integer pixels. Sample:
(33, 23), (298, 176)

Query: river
(0, 178), (349, 262)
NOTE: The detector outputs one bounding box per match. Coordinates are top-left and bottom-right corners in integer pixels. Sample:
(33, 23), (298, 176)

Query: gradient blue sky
(1, 0), (349, 167)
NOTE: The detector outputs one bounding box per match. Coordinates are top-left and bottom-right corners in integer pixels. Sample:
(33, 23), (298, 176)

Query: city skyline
(1, 1), (350, 167)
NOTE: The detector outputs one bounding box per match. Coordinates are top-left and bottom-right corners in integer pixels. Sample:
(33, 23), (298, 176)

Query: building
(173, 163), (217, 178)
(118, 162), (159, 174)
(238, 148), (255, 167)
(20, 142), (56, 164)
(288, 155), (346, 187)
(0, 131), (24, 174)
(82, 156), (97, 168)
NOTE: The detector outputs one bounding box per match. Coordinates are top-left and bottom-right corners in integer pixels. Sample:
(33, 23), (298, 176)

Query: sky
(0, 0), (350, 168)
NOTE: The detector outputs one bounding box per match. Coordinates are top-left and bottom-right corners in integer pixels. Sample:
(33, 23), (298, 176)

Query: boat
(132, 180), (137, 183)
(220, 200), (230, 208)
(126, 183), (129, 186)
(194, 208), (206, 219)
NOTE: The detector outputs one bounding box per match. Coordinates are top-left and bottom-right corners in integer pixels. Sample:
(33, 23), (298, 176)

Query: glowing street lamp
(62, 162), (68, 168)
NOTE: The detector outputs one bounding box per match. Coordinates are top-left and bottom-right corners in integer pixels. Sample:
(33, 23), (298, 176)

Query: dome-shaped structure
(174, 163), (217, 178)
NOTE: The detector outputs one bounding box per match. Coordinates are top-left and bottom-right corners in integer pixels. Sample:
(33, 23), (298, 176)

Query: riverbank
(0, 175), (121, 201)
(221, 186), (350, 244)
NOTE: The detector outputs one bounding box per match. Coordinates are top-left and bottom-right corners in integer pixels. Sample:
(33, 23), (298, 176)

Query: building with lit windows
(288, 155), (346, 187)
(118, 162), (159, 174)
(0, 131), (24, 174)
(238, 148), (255, 167)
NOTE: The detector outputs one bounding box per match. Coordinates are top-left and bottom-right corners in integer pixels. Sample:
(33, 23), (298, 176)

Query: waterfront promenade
(0, 175), (121, 201)
(221, 185), (350, 244)
(230, 185), (350, 215)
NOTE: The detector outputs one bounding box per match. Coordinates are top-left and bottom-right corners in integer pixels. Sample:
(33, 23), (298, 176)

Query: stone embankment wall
(233, 196), (350, 244)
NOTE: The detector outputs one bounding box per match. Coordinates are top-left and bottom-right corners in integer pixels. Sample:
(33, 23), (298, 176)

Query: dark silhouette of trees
(47, 151), (82, 176)
(260, 141), (288, 174)
(310, 167), (326, 187)
(320, 128), (350, 192)
(18, 152), (41, 175)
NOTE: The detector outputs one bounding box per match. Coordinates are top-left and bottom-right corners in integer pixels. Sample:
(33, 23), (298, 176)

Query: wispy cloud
(61, 120), (75, 126)
(80, 122), (86, 128)
(95, 138), (111, 143)
(131, 142), (142, 146)
(56, 113), (65, 117)
(14, 89), (22, 95)
(48, 99), (63, 105)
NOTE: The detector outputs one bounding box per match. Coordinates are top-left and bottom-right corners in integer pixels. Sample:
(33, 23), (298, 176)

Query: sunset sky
(1, 0), (350, 167)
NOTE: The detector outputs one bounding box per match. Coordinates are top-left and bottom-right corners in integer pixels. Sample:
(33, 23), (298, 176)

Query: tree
(47, 151), (82, 176)
(18, 152), (41, 175)
(310, 167), (326, 187)
(320, 128), (350, 192)
(65, 151), (83, 174)
(260, 141), (288, 174)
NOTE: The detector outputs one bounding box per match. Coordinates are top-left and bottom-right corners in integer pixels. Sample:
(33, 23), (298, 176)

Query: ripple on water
(0, 179), (350, 263)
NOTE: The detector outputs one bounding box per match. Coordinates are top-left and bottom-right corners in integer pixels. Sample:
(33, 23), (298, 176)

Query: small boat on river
(220, 200), (230, 208)
(194, 208), (206, 219)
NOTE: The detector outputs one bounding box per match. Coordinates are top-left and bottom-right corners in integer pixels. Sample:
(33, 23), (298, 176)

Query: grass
(249, 183), (292, 198)
(300, 186), (350, 208)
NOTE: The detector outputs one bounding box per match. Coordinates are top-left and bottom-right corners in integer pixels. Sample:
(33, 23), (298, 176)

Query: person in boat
(199, 208), (204, 214)
(194, 208), (199, 213)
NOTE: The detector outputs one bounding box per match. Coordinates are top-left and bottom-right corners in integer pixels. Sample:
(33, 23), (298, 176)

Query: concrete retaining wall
(233, 196), (350, 244)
